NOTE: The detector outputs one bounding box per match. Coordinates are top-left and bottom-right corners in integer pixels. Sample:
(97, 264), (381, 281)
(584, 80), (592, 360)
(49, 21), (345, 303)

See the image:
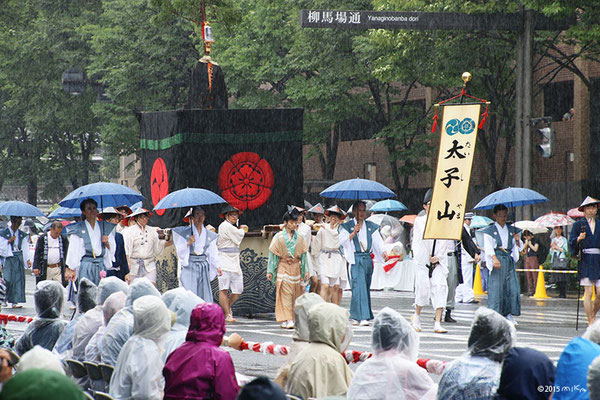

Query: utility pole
(522, 9), (534, 220)
(514, 7), (524, 221)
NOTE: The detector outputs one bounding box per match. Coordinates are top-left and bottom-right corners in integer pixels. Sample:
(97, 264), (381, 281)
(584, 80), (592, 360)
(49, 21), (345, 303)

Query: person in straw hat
(122, 208), (172, 285)
(312, 205), (347, 304)
(217, 204), (248, 323)
(569, 196), (600, 325)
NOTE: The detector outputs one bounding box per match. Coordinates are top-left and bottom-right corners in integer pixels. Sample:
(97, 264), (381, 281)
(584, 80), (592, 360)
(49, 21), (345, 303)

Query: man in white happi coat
(122, 208), (172, 285)
(296, 207), (315, 291)
(172, 207), (222, 302)
(411, 189), (453, 334)
(217, 204), (247, 323)
(65, 198), (116, 287)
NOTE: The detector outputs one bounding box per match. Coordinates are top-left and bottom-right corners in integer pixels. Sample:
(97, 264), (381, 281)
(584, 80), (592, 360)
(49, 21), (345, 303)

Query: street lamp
(61, 67), (109, 102)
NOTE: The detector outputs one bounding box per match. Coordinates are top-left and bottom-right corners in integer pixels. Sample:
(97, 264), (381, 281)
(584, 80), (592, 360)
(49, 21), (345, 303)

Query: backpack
(537, 240), (549, 264)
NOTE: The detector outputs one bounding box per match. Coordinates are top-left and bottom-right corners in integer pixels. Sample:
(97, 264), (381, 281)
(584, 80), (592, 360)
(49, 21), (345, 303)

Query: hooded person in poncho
(163, 302), (239, 400)
(70, 276), (129, 361)
(274, 293), (325, 388)
(110, 295), (172, 400)
(84, 291), (127, 363)
(347, 307), (437, 399)
(52, 277), (98, 358)
(100, 277), (160, 365)
(160, 287), (204, 361)
(437, 307), (515, 400)
(15, 280), (67, 355)
(286, 302), (353, 398)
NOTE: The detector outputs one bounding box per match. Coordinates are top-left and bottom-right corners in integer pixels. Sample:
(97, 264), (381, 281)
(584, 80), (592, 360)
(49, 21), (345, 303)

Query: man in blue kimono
(569, 196), (600, 326)
(339, 201), (386, 326)
(482, 204), (523, 325)
(172, 207), (222, 302)
(0, 216), (31, 308)
(65, 198), (117, 287)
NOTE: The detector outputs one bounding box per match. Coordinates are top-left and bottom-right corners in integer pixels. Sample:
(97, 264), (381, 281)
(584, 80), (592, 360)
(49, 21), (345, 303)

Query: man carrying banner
(569, 196), (600, 326)
(482, 204), (523, 325)
(339, 200), (387, 326)
(411, 189), (453, 333)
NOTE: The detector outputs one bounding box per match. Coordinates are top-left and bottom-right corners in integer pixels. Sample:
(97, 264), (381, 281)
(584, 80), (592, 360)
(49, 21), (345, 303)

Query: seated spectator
(347, 307), (437, 399)
(563, 108), (574, 121)
(161, 287), (204, 361)
(0, 369), (86, 399)
(588, 355), (600, 399)
(163, 303), (239, 400)
(110, 295), (171, 400)
(100, 277), (160, 365)
(437, 307), (515, 400)
(274, 293), (324, 388)
(286, 302), (353, 399)
(53, 278), (97, 358)
(15, 280), (67, 355)
(17, 345), (65, 375)
(71, 276), (129, 360)
(554, 319), (600, 400)
(495, 347), (556, 400)
(237, 376), (286, 400)
(85, 291), (127, 363)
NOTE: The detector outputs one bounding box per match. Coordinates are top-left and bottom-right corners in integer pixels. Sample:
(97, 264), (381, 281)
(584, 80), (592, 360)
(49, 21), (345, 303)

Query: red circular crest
(218, 152), (274, 211)
(150, 158), (169, 216)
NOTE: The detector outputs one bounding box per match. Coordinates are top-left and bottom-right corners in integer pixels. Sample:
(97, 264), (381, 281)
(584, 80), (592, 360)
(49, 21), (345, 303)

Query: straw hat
(578, 196), (600, 211)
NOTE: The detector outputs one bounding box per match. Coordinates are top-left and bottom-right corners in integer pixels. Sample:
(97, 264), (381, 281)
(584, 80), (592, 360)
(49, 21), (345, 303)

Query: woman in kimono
(312, 206), (347, 304)
(266, 206), (309, 329)
(550, 225), (569, 298)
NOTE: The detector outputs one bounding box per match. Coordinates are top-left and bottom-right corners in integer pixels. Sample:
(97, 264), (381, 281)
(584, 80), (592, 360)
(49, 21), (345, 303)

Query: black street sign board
(300, 10), (574, 31)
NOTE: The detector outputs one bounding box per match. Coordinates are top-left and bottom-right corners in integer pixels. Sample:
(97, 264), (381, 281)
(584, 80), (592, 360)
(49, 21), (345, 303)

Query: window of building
(543, 81), (574, 122)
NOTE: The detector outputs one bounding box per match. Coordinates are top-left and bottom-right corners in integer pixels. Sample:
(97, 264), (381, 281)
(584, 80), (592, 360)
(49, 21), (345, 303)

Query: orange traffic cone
(473, 263), (485, 296)
(532, 266), (550, 299)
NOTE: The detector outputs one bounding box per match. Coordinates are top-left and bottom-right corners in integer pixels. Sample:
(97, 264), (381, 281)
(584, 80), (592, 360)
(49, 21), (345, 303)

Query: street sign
(300, 10), (574, 31)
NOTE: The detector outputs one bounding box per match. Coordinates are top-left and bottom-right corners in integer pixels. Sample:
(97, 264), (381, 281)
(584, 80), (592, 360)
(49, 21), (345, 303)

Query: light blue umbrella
(152, 188), (226, 211)
(470, 215), (493, 229)
(59, 182), (144, 210)
(48, 206), (81, 219)
(320, 178), (395, 200)
(0, 201), (44, 217)
(370, 199), (407, 212)
(473, 187), (548, 210)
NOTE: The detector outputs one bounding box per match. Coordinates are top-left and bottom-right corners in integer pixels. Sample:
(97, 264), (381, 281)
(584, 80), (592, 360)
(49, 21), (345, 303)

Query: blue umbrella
(59, 182), (144, 210)
(320, 178), (395, 200)
(0, 201), (44, 217)
(152, 188), (226, 211)
(48, 206), (81, 219)
(470, 215), (493, 229)
(370, 199), (407, 212)
(473, 187), (548, 210)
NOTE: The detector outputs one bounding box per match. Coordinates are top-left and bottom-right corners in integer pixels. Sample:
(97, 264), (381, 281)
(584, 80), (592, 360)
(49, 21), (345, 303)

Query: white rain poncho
(53, 278), (98, 358)
(437, 307), (515, 400)
(100, 277), (160, 365)
(286, 302), (353, 399)
(17, 345), (65, 375)
(347, 307), (437, 400)
(588, 355), (600, 399)
(274, 293), (324, 388)
(161, 287), (203, 362)
(15, 280), (67, 355)
(85, 291), (127, 363)
(109, 295), (171, 400)
(71, 277), (129, 360)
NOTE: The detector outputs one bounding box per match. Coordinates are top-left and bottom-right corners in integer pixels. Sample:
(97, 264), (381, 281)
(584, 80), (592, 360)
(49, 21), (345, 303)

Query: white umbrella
(514, 220), (548, 235)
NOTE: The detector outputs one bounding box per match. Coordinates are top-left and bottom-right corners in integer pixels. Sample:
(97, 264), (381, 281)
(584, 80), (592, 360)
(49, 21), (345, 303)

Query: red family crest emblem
(150, 157), (169, 216)
(218, 152), (274, 211)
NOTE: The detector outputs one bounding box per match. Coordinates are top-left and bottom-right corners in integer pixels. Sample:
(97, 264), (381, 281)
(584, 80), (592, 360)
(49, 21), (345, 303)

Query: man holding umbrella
(64, 198), (117, 286)
(339, 200), (387, 326)
(0, 216), (32, 308)
(172, 207), (222, 302)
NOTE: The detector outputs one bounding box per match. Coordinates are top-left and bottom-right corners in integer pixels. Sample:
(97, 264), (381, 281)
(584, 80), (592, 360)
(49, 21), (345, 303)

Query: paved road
(3, 275), (584, 381)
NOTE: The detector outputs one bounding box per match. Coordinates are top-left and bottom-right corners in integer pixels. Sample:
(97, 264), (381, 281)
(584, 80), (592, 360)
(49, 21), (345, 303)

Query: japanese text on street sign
(424, 104), (481, 240)
(300, 10), (574, 31)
